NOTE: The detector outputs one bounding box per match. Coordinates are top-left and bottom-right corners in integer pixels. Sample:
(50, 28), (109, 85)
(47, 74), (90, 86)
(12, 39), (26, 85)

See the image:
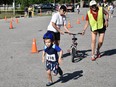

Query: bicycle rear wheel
(72, 48), (76, 62)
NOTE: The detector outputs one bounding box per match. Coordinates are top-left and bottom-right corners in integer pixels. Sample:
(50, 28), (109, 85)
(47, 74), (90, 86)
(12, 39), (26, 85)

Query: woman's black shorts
(92, 26), (106, 34)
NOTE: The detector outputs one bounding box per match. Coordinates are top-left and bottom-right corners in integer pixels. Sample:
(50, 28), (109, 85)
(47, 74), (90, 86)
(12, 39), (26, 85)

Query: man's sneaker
(91, 55), (96, 61)
(46, 82), (53, 86)
(58, 67), (63, 76)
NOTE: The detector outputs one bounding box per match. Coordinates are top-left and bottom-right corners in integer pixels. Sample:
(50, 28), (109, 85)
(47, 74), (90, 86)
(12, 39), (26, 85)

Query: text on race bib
(46, 54), (56, 62)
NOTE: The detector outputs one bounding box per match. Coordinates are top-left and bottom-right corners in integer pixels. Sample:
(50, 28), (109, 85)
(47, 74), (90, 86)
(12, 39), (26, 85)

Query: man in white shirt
(46, 5), (70, 46)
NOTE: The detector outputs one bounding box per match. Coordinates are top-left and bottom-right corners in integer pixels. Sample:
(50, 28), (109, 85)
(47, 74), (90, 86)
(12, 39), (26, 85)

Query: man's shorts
(46, 61), (59, 75)
(47, 31), (60, 40)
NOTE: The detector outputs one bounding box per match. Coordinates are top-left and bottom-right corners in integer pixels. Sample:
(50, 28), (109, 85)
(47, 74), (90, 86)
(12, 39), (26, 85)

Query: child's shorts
(110, 10), (114, 14)
(46, 61), (59, 75)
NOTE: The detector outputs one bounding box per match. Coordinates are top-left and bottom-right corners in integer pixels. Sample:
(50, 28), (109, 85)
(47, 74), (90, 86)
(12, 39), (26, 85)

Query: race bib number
(46, 54), (56, 62)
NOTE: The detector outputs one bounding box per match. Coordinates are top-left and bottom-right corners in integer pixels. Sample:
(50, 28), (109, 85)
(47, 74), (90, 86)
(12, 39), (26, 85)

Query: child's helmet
(43, 32), (54, 41)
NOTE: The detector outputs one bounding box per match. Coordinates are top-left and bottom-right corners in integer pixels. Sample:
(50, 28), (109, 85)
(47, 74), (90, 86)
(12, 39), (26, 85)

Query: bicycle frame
(65, 32), (82, 62)
(70, 34), (78, 49)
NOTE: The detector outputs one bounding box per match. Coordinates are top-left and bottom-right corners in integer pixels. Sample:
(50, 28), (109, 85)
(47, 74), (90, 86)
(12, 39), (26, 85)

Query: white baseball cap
(89, 0), (97, 6)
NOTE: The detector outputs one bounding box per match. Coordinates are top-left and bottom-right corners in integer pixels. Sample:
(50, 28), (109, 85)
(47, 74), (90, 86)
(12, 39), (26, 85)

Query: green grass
(0, 11), (52, 19)
(0, 10), (24, 19)
(0, 13), (23, 19)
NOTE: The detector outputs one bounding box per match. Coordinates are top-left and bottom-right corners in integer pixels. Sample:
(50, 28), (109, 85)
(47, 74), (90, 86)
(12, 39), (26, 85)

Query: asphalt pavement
(0, 8), (116, 87)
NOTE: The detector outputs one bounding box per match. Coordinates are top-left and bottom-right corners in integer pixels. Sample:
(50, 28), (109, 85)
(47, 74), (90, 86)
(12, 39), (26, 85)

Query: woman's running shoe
(91, 55), (96, 61)
(96, 51), (101, 58)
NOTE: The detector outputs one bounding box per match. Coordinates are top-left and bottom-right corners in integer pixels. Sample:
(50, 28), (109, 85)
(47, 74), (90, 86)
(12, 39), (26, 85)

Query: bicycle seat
(72, 38), (77, 40)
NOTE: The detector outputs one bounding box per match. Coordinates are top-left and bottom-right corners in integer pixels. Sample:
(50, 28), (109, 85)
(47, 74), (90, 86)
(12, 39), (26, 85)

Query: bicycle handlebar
(64, 32), (82, 35)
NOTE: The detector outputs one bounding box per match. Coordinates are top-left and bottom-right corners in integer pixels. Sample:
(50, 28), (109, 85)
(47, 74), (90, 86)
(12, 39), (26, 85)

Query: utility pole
(13, 0), (15, 15)
(54, 0), (56, 7)
(80, 0), (84, 8)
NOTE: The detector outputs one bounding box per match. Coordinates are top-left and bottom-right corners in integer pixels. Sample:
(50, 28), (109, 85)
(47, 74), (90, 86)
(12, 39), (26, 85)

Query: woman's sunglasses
(91, 5), (97, 8)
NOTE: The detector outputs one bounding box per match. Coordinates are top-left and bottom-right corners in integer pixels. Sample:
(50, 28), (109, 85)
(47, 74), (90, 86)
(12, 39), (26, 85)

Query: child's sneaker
(58, 67), (63, 76)
(46, 82), (53, 86)
(91, 55), (96, 61)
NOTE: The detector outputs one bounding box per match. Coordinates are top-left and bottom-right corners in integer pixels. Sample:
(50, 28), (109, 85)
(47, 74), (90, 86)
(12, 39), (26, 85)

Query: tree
(0, 0), (13, 5)
(1, 0), (115, 9)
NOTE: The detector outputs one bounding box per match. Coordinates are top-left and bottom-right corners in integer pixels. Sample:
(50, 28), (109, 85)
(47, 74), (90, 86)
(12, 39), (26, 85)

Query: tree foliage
(0, 0), (115, 9)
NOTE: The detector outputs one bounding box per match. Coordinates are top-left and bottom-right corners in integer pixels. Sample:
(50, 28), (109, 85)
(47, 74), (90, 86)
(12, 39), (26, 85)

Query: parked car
(66, 4), (75, 12)
(33, 4), (42, 13)
(83, 1), (89, 7)
(41, 3), (54, 12)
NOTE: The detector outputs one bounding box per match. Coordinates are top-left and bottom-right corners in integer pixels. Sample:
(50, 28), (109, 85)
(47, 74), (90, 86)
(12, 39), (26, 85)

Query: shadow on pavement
(101, 49), (116, 57)
(53, 70), (83, 84)
(113, 16), (116, 18)
(38, 49), (43, 52)
(62, 52), (71, 58)
(38, 30), (42, 32)
(63, 49), (91, 62)
(77, 49), (91, 58)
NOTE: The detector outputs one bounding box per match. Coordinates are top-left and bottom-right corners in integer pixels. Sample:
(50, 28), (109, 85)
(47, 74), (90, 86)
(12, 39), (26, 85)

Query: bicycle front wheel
(72, 47), (76, 62)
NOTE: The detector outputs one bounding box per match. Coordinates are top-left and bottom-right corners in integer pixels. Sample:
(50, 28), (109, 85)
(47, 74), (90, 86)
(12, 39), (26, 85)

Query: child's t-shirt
(47, 12), (66, 32)
(109, 5), (114, 11)
(44, 44), (61, 62)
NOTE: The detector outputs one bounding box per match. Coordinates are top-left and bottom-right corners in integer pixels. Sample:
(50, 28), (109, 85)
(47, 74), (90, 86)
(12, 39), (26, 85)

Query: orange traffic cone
(31, 38), (38, 53)
(16, 18), (19, 24)
(82, 15), (85, 21)
(67, 21), (72, 29)
(77, 19), (80, 24)
(9, 21), (13, 29)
